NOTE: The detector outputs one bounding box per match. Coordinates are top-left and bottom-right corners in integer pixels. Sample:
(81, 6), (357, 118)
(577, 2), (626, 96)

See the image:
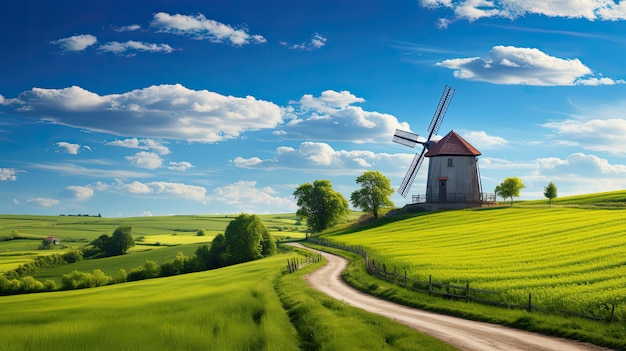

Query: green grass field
(0, 214), (308, 273)
(320, 192), (626, 320)
(0, 249), (455, 351)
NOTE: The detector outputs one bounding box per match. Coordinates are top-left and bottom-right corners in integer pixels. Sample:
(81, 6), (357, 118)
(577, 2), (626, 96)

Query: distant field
(0, 214), (307, 273)
(321, 193), (626, 318)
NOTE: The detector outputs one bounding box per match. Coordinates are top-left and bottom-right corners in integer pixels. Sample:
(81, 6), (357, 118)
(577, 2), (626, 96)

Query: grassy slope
(312, 190), (626, 349)
(0, 249), (456, 351)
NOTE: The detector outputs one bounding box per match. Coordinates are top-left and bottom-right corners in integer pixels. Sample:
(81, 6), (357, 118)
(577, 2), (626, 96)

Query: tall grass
(0, 254), (301, 351)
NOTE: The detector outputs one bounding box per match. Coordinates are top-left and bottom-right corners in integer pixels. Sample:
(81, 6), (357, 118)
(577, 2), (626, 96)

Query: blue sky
(2, 1), (626, 217)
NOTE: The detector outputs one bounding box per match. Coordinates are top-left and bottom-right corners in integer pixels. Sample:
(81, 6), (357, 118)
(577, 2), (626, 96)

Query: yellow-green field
(0, 214), (307, 273)
(321, 205), (626, 319)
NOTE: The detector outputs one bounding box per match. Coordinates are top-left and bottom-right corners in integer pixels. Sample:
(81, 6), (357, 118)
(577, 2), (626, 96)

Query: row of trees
(494, 177), (558, 206)
(294, 171), (395, 233)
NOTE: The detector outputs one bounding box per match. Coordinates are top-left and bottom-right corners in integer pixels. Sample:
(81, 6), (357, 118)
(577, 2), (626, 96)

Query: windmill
(393, 85), (455, 198)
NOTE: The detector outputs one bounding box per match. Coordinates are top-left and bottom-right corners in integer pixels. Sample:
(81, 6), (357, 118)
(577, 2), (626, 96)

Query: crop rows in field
(323, 207), (626, 316)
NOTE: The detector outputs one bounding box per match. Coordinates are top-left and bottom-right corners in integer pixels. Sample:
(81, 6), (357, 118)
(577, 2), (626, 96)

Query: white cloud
(420, 0), (626, 22)
(99, 41), (175, 55)
(50, 34), (97, 52)
(126, 151), (163, 169)
(27, 197), (60, 207)
(280, 90), (408, 143)
(167, 161), (193, 171)
(151, 12), (266, 45)
(0, 168), (17, 181)
(289, 33), (328, 50)
(118, 180), (153, 194)
(542, 118), (626, 154)
(149, 181), (206, 200)
(140, 210), (153, 217)
(113, 24), (141, 32)
(207, 180), (296, 212)
(12, 84), (282, 143)
(437, 46), (623, 86)
(64, 185), (94, 201)
(232, 141), (407, 175)
(107, 138), (170, 155)
(33, 163), (152, 178)
(462, 131), (508, 149)
(55, 141), (81, 155)
(113, 179), (206, 201)
(530, 153), (626, 193)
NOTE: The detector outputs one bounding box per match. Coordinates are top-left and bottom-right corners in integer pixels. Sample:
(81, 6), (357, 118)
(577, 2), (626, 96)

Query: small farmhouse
(46, 236), (60, 245)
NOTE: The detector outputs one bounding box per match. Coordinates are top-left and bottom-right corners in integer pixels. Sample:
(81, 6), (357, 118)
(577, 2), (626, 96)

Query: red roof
(425, 130), (481, 157)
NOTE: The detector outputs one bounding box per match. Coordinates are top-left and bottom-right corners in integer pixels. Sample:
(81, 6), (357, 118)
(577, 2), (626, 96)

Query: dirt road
(290, 243), (611, 351)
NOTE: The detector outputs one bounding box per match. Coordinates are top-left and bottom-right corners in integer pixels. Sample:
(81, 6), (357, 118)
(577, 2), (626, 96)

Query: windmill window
(447, 158), (454, 167)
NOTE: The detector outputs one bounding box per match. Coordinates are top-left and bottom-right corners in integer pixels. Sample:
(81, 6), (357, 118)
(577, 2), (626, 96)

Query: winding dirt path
(289, 243), (611, 351)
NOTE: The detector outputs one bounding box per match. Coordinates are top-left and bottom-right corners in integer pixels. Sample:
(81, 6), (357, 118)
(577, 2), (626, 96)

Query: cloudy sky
(2, 1), (626, 216)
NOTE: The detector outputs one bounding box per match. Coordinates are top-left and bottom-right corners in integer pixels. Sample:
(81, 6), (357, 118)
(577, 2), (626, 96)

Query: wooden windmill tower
(392, 86), (491, 209)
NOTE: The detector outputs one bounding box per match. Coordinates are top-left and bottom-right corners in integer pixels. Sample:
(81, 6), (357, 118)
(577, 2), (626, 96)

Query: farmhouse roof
(425, 130), (481, 157)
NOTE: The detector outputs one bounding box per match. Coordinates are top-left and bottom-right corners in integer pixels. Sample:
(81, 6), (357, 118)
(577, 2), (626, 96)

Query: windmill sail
(394, 85), (455, 198)
(426, 85), (455, 141)
(398, 148), (426, 197)
(392, 129), (420, 148)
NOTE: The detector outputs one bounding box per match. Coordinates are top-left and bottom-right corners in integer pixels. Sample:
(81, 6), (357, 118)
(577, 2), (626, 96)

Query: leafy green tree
(205, 234), (227, 268)
(494, 177), (526, 206)
(350, 171), (394, 219)
(88, 225), (135, 257)
(544, 181), (558, 207)
(260, 231), (277, 257)
(196, 229), (206, 236)
(224, 214), (267, 264)
(107, 225), (135, 255)
(293, 180), (350, 233)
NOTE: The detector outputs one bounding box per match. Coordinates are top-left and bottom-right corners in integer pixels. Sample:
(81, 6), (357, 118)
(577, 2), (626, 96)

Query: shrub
(63, 250), (83, 263)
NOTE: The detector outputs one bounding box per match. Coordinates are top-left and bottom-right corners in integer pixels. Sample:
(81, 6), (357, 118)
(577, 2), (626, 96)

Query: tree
(106, 225), (135, 255)
(88, 225), (135, 256)
(260, 231), (277, 257)
(494, 177), (526, 206)
(544, 181), (558, 207)
(293, 180), (350, 233)
(350, 171), (394, 219)
(224, 214), (269, 264)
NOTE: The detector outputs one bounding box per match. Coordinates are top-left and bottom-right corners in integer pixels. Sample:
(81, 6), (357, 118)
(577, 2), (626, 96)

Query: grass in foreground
(0, 246), (458, 351)
(0, 253), (301, 351)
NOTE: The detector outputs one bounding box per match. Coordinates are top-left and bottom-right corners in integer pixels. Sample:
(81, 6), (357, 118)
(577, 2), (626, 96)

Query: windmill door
(438, 178), (447, 202)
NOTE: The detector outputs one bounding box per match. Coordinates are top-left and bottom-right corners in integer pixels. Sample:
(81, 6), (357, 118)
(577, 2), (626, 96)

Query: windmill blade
(392, 129), (420, 148)
(398, 148), (427, 197)
(426, 85), (455, 141)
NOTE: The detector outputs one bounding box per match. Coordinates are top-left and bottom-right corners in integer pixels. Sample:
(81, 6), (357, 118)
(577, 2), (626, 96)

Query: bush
(196, 229), (206, 236)
(63, 250), (83, 263)
(127, 260), (160, 281)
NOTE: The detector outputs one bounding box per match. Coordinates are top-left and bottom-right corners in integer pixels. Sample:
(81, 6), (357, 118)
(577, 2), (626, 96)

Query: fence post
(466, 282), (470, 302)
(610, 304), (615, 322)
(429, 275), (432, 296)
(528, 293), (532, 312)
(394, 266), (397, 284)
(404, 269), (407, 288)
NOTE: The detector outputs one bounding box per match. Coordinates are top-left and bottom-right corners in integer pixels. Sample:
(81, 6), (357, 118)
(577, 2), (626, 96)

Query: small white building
(423, 130), (485, 207)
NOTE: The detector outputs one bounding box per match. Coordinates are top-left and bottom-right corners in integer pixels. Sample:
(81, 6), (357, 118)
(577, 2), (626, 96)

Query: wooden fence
(286, 253), (322, 273)
(308, 238), (620, 323)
